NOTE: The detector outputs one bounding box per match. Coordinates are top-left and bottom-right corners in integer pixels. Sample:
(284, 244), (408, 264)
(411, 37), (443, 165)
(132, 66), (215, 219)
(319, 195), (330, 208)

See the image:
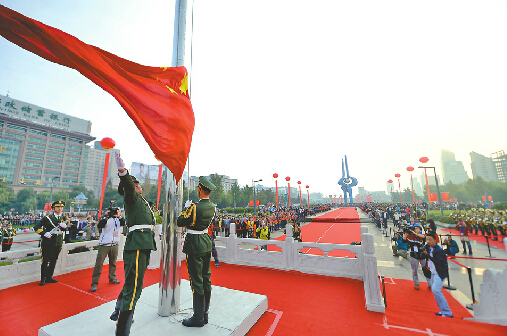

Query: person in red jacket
(456, 220), (472, 255)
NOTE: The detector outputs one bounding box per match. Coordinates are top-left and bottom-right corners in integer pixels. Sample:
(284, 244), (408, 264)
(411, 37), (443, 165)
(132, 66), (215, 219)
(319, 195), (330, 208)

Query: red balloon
(297, 181), (301, 184)
(407, 166), (414, 172)
(100, 137), (115, 150)
(285, 176), (291, 181)
(395, 173), (401, 178)
(273, 173), (278, 178)
(419, 157), (429, 163)
(388, 179), (393, 183)
(306, 185), (309, 188)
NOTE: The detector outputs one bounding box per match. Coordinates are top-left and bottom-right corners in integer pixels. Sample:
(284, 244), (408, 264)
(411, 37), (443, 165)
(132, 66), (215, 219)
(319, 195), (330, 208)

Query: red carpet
(269, 208), (361, 257)
(311, 207), (360, 223)
(442, 228), (506, 250)
(1, 262), (506, 336)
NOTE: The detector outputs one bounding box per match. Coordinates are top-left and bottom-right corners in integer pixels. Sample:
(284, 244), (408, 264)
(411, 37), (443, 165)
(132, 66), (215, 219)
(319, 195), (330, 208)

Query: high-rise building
(440, 149), (469, 184)
(0, 94), (95, 194)
(491, 149), (507, 183)
(470, 151), (499, 182)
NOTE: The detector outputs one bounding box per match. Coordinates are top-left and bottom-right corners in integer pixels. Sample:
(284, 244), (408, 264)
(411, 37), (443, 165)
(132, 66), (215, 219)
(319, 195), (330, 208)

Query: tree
(52, 190), (70, 211)
(16, 187), (37, 213)
(209, 174), (225, 206)
(0, 179), (15, 213)
(36, 190), (50, 209)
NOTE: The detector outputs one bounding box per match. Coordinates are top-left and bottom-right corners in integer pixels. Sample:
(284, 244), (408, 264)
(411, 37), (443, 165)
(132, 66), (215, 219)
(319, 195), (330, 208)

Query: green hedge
(493, 202), (507, 210)
(428, 215), (454, 224)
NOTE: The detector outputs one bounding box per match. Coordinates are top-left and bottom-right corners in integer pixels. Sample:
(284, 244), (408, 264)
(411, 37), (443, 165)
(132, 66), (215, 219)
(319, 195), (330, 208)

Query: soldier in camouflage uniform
(177, 176), (217, 328)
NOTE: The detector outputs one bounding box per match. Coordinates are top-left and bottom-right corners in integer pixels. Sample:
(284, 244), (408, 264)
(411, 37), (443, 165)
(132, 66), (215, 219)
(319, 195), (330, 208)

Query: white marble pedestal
(39, 280), (268, 336)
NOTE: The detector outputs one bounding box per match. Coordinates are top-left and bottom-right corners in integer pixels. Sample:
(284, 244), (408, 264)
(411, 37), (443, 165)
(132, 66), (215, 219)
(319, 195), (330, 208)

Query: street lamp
(297, 181), (302, 206)
(394, 173), (402, 204)
(418, 161), (444, 216)
(387, 179), (393, 203)
(407, 166), (416, 203)
(285, 176), (291, 206)
(49, 176), (60, 206)
(252, 179), (262, 216)
(98, 137), (116, 217)
(273, 173), (279, 207)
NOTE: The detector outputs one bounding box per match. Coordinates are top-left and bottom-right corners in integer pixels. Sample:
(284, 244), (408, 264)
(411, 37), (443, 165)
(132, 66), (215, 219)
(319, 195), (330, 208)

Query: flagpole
(159, 0), (194, 317)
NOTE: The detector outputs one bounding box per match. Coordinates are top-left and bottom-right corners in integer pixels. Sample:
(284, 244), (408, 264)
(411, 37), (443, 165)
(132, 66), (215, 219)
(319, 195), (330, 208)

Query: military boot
(115, 310), (134, 336)
(182, 293), (205, 327)
(204, 290), (211, 324)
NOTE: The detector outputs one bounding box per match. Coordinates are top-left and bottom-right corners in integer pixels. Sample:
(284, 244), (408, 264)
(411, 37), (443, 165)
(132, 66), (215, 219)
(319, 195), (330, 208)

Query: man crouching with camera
(403, 224), (431, 290)
(422, 233), (454, 318)
(90, 206), (125, 292)
(391, 232), (408, 259)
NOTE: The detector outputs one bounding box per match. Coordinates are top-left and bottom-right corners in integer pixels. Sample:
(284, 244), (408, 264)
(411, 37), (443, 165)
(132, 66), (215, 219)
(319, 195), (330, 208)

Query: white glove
(60, 223), (67, 229)
(184, 200), (192, 208)
(44, 232), (52, 239)
(115, 152), (125, 170)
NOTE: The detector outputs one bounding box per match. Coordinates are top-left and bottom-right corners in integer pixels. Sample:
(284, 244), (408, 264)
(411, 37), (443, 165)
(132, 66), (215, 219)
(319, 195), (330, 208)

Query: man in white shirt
(91, 207), (124, 292)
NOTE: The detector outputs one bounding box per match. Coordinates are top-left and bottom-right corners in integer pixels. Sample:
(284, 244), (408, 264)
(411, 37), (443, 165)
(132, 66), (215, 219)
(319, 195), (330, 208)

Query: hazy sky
(1, 0), (506, 197)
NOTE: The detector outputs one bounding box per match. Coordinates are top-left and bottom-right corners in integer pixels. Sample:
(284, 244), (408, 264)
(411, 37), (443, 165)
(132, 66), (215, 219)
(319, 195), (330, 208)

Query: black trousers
(40, 237), (63, 279)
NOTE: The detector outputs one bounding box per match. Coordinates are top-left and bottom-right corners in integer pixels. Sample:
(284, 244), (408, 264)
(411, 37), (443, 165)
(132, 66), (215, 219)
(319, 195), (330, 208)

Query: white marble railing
(215, 224), (384, 312)
(467, 238), (507, 326)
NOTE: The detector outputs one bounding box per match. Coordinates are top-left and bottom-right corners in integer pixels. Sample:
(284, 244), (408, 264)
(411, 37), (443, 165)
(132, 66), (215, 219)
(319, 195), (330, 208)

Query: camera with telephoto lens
(107, 206), (120, 218)
(403, 226), (415, 234)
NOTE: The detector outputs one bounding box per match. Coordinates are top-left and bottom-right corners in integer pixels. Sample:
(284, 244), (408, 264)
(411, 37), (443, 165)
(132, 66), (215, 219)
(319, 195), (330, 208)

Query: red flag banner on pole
(0, 5), (194, 181)
(430, 193), (438, 202)
(441, 192), (450, 201)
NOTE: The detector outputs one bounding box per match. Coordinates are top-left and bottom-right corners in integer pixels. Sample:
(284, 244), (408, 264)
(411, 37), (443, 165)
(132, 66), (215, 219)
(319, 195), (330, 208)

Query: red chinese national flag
(0, 5), (194, 181)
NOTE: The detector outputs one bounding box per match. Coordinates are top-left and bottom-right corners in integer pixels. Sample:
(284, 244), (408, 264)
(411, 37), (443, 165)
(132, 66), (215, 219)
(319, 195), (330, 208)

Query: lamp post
(98, 137), (115, 217)
(273, 173), (279, 207)
(285, 176), (291, 206)
(387, 179), (393, 203)
(252, 179), (262, 216)
(418, 161), (444, 216)
(407, 166), (416, 203)
(49, 176), (60, 207)
(297, 181), (302, 206)
(394, 173), (402, 204)
(419, 157), (432, 205)
(306, 185), (310, 206)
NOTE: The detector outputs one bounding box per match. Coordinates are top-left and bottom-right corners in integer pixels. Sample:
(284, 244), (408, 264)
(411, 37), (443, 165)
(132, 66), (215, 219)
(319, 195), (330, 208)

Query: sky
(1, 0), (506, 198)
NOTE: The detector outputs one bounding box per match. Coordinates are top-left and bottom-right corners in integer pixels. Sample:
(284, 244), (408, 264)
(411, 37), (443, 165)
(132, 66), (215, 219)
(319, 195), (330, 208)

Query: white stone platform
(39, 280), (268, 336)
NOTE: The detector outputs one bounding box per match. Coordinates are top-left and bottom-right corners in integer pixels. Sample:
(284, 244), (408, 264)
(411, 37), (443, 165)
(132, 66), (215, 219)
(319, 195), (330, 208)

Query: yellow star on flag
(166, 85), (176, 94)
(179, 73), (188, 95)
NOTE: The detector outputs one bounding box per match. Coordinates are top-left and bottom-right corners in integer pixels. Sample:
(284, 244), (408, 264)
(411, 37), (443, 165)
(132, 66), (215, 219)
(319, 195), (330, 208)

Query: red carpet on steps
(1, 262), (506, 336)
(270, 207), (361, 257)
(441, 228), (506, 250)
(311, 207), (361, 223)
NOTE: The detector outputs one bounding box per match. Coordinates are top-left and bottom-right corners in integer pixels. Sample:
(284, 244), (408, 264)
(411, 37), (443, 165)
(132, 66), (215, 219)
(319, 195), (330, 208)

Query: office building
(0, 94), (95, 194)
(470, 151), (499, 182)
(491, 149), (507, 183)
(440, 149), (469, 184)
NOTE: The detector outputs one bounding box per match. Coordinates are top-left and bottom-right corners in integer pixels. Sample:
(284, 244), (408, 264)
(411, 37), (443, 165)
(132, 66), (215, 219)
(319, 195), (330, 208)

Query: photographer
(442, 234), (459, 257)
(391, 231), (408, 259)
(403, 224), (431, 290)
(90, 206), (124, 292)
(422, 233), (454, 318)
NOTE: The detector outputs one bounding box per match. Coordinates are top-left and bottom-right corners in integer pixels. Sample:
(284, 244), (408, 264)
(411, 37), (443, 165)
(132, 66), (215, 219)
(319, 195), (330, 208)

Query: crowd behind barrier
(211, 204), (332, 239)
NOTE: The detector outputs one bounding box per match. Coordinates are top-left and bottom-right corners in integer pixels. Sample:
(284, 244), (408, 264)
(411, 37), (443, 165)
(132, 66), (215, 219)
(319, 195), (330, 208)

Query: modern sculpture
(338, 155), (358, 204)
